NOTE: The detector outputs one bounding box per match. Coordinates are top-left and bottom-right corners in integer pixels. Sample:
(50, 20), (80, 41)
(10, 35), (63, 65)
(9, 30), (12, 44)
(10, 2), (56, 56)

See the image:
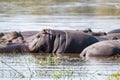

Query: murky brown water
(0, 0), (120, 80)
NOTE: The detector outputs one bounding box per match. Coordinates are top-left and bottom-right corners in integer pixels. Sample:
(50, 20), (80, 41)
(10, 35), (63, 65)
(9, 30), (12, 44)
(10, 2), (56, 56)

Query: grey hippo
(107, 29), (120, 34)
(80, 39), (120, 59)
(76, 28), (107, 36)
(0, 43), (29, 53)
(0, 31), (29, 54)
(28, 29), (98, 56)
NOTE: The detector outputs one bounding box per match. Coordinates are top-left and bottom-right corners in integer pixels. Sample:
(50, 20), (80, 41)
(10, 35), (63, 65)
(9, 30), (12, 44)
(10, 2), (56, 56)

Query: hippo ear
(104, 32), (107, 35)
(112, 37), (118, 40)
(87, 28), (92, 32)
(83, 28), (92, 33)
(43, 29), (49, 34)
(43, 29), (53, 35)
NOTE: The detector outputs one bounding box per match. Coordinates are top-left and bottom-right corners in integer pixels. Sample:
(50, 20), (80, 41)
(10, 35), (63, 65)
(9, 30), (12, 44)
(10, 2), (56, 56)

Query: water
(0, 0), (120, 80)
(0, 55), (120, 80)
(0, 0), (120, 32)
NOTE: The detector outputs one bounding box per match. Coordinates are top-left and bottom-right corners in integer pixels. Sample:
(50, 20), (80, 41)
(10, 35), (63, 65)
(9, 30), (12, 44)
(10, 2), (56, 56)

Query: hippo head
(2, 31), (24, 42)
(76, 28), (92, 33)
(92, 32), (107, 36)
(28, 29), (54, 53)
(82, 28), (92, 33)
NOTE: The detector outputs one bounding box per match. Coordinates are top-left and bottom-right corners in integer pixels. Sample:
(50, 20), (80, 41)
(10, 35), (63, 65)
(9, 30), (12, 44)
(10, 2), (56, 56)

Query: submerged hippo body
(76, 28), (106, 36)
(100, 33), (120, 40)
(0, 43), (29, 53)
(29, 29), (98, 56)
(21, 31), (39, 39)
(108, 29), (120, 34)
(80, 39), (120, 59)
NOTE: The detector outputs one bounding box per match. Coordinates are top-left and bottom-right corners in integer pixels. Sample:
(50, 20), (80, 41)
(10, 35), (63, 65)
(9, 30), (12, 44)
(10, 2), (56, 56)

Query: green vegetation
(107, 72), (120, 80)
(108, 54), (120, 60)
(0, 54), (120, 79)
(1, 0), (120, 16)
(51, 68), (74, 80)
(35, 56), (61, 66)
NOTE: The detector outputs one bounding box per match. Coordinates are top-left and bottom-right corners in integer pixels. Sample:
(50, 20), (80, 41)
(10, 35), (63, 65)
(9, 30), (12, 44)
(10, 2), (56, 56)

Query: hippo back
(0, 43), (29, 53)
(108, 29), (120, 34)
(29, 29), (98, 54)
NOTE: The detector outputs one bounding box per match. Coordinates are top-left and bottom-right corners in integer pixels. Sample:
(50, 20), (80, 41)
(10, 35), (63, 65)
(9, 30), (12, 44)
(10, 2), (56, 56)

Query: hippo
(76, 28), (92, 33)
(11, 31), (39, 44)
(0, 43), (29, 53)
(28, 29), (98, 56)
(20, 31), (39, 45)
(90, 32), (106, 36)
(1, 31), (24, 43)
(100, 33), (120, 40)
(80, 39), (120, 59)
(0, 31), (39, 54)
(21, 31), (39, 38)
(107, 29), (120, 34)
(77, 28), (107, 41)
(76, 28), (107, 37)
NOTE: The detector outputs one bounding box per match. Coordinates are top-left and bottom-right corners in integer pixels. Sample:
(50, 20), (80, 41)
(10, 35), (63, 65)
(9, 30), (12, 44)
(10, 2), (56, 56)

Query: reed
(107, 71), (120, 80)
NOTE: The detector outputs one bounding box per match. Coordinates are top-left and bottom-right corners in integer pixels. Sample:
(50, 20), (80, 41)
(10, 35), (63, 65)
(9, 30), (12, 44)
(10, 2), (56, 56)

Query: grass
(51, 67), (74, 80)
(36, 56), (61, 66)
(108, 54), (120, 60)
(107, 71), (120, 80)
(0, 53), (120, 80)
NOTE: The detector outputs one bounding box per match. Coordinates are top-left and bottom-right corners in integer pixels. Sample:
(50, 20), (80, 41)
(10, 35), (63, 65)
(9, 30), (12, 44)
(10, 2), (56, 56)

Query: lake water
(0, 0), (120, 80)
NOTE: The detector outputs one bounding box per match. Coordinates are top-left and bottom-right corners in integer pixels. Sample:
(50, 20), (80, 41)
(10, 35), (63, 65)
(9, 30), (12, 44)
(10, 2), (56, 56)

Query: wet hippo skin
(80, 39), (120, 59)
(28, 29), (98, 56)
(100, 33), (120, 40)
(0, 43), (29, 53)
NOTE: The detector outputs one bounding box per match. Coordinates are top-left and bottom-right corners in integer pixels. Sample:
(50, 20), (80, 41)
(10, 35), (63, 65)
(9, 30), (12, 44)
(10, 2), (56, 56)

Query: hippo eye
(36, 35), (40, 38)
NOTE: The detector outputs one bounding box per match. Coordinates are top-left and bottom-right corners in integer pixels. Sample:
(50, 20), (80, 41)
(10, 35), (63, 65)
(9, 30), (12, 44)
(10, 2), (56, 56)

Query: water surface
(0, 0), (120, 80)
(0, 0), (120, 32)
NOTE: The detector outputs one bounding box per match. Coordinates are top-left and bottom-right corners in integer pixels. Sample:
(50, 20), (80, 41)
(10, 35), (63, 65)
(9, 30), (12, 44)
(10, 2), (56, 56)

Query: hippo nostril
(112, 37), (118, 40)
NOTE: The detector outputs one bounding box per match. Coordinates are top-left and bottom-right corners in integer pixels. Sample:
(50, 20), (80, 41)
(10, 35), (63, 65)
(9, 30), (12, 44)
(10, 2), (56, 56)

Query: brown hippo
(28, 29), (98, 56)
(1, 31), (24, 43)
(107, 29), (120, 34)
(80, 39), (120, 59)
(11, 31), (39, 44)
(0, 31), (39, 51)
(100, 33), (120, 40)
(0, 43), (29, 53)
